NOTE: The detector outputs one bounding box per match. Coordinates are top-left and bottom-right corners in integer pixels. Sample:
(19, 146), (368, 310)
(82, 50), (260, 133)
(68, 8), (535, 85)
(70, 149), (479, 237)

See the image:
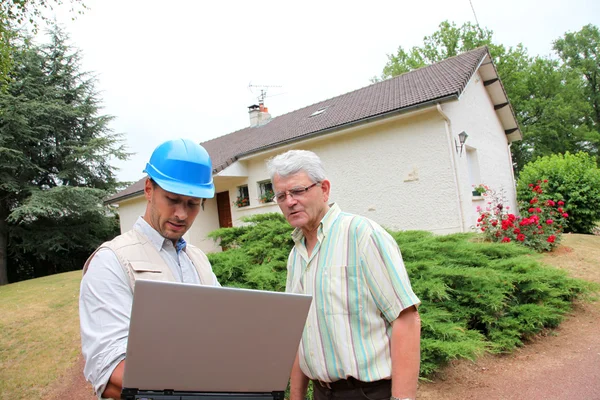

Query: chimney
(248, 102), (271, 127)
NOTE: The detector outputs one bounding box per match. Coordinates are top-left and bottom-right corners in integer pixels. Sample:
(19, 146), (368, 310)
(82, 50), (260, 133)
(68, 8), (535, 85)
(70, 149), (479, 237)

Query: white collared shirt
(79, 217), (219, 398)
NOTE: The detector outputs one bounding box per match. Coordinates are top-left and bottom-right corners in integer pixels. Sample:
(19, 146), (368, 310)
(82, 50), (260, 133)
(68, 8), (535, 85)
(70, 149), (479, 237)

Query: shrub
(208, 216), (592, 378)
(517, 152), (600, 233)
(476, 183), (568, 252)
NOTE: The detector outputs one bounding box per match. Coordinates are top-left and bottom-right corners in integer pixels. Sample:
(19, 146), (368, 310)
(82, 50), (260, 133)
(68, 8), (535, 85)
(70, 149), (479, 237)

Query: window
(234, 185), (249, 207)
(258, 180), (274, 203)
(466, 148), (482, 196)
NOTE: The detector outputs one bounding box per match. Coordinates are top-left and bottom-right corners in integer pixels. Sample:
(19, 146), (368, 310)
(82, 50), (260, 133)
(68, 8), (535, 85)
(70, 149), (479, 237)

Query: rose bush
(476, 181), (567, 252)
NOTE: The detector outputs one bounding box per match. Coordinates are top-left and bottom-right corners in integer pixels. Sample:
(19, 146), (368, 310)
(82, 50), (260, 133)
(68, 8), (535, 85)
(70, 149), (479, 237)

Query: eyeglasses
(275, 182), (321, 203)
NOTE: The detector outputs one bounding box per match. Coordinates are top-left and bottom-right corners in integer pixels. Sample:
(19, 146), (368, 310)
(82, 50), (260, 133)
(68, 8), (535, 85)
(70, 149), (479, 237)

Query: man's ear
(320, 179), (331, 203)
(144, 178), (154, 201)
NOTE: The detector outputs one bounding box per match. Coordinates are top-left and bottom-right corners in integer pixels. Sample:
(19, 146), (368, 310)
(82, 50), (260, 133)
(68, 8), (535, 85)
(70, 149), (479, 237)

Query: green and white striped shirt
(286, 203), (420, 383)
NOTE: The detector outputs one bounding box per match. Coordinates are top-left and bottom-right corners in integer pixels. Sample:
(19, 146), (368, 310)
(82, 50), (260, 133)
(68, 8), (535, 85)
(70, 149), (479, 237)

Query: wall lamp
(455, 131), (468, 156)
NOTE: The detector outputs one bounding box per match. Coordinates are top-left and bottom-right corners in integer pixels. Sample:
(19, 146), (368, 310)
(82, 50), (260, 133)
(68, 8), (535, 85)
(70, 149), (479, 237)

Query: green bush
(517, 152), (600, 233)
(208, 216), (593, 378)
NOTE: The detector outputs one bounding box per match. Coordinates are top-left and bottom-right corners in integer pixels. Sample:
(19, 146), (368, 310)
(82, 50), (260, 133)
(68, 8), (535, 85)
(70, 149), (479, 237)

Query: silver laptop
(122, 280), (312, 398)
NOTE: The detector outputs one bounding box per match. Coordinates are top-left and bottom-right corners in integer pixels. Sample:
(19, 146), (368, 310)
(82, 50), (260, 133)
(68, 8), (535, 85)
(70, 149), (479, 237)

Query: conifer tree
(0, 24), (127, 283)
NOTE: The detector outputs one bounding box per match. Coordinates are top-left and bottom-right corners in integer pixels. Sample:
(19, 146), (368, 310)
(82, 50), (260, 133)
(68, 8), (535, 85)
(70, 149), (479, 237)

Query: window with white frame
(235, 185), (249, 207)
(258, 180), (274, 203)
(466, 148), (483, 196)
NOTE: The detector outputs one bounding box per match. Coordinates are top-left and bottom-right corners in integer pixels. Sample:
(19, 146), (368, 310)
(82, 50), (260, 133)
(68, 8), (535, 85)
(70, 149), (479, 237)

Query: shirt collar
(134, 216), (187, 253)
(291, 203), (341, 244)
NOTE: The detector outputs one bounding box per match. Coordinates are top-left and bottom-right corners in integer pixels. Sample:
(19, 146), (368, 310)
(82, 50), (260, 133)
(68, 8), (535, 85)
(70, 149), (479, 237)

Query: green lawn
(0, 270), (82, 400)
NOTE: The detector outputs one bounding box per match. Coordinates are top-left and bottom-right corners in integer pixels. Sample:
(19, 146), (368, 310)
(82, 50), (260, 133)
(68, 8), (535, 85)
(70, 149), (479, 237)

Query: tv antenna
(248, 82), (283, 104)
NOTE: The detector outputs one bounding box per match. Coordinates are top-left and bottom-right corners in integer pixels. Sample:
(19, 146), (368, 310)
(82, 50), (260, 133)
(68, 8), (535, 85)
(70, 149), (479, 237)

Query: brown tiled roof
(106, 47), (490, 204)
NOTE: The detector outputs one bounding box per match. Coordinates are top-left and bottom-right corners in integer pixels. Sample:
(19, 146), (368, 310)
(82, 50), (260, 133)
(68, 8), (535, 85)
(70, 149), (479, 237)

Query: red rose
(562, 213), (568, 218)
(529, 208), (535, 213)
(546, 219), (553, 225)
(513, 228), (521, 234)
(558, 201), (565, 205)
(517, 234), (526, 242)
(502, 237), (511, 243)
(547, 235), (556, 243)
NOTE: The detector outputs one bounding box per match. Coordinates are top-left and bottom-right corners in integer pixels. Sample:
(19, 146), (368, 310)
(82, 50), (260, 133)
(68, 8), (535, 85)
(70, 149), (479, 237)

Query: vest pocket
(129, 261), (165, 281)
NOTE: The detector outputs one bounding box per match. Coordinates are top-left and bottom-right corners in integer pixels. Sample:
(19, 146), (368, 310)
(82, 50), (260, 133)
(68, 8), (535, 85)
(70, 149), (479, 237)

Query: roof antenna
(469, 0), (482, 32)
(248, 82), (283, 105)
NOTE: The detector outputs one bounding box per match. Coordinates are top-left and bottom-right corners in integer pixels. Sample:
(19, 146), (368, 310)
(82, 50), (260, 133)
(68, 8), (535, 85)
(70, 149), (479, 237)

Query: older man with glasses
(267, 150), (421, 400)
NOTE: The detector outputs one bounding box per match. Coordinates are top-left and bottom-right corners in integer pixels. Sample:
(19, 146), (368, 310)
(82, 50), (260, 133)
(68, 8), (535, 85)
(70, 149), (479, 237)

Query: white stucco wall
(116, 196), (147, 232)
(185, 196), (222, 253)
(222, 108), (464, 234)
(442, 71), (518, 229)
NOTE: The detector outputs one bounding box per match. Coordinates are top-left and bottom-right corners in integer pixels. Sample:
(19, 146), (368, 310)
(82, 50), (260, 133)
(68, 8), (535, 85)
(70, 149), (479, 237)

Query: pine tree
(0, 24), (128, 284)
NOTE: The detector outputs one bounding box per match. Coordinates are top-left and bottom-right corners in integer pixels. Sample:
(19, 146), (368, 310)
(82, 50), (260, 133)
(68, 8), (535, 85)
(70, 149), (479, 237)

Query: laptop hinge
(121, 387), (139, 400)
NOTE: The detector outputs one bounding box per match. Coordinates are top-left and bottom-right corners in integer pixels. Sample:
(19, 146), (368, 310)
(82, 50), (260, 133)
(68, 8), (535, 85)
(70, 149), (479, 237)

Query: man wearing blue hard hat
(79, 139), (221, 399)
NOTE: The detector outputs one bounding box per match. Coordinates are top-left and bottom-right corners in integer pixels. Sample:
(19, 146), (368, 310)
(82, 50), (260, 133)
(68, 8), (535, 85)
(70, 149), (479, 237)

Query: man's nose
(173, 203), (188, 220)
(283, 193), (298, 207)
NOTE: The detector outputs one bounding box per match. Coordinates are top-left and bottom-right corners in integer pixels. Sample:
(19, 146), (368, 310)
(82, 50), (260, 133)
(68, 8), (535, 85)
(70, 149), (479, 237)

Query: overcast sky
(49, 0), (600, 183)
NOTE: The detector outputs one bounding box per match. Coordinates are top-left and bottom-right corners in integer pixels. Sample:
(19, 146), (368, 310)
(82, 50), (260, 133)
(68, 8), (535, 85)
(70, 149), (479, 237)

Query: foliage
(472, 184), (488, 196)
(234, 195), (249, 208)
(475, 183), (568, 252)
(554, 24), (600, 131)
(0, 24), (128, 283)
(7, 186), (119, 281)
(259, 189), (274, 204)
(508, 57), (599, 170)
(207, 215), (592, 377)
(517, 152), (600, 234)
(207, 213), (293, 291)
(0, 0), (86, 85)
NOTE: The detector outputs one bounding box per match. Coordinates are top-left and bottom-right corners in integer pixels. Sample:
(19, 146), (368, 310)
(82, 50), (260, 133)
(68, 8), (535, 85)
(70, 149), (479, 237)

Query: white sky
(48, 0), (600, 183)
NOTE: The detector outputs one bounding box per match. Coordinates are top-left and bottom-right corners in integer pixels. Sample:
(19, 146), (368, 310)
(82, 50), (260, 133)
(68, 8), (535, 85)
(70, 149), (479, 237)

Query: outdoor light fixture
(455, 131), (468, 156)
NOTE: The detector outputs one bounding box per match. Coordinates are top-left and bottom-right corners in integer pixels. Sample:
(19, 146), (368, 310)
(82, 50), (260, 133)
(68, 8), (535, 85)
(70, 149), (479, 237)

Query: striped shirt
(285, 203), (420, 383)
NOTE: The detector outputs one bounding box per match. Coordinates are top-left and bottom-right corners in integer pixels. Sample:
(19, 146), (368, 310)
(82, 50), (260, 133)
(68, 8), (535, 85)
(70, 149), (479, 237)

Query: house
(106, 47), (521, 253)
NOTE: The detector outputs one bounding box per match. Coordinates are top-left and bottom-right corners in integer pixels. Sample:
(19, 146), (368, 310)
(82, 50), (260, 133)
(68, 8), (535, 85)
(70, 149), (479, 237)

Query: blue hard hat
(143, 139), (215, 198)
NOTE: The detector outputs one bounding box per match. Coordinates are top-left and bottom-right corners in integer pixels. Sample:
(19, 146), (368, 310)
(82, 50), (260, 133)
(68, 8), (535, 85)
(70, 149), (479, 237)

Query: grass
(0, 270), (82, 400)
(0, 233), (598, 400)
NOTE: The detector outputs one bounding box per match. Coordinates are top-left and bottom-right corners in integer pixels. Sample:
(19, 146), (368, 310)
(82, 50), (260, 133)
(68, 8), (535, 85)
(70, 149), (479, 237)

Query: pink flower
(536, 208), (542, 213)
(558, 207), (563, 213)
(547, 235), (556, 243)
(546, 219), (554, 225)
(529, 208), (535, 213)
(558, 201), (565, 206)
(562, 213), (569, 218)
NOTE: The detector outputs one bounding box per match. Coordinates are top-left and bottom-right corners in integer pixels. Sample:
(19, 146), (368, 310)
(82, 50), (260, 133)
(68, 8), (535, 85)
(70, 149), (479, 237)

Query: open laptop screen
(122, 280), (312, 394)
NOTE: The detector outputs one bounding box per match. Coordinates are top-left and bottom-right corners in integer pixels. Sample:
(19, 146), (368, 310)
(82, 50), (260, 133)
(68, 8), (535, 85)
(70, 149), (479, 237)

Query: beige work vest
(83, 228), (215, 290)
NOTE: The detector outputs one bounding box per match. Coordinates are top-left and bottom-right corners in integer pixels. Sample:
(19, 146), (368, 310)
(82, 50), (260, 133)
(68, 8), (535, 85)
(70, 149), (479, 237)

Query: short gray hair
(267, 150), (326, 183)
